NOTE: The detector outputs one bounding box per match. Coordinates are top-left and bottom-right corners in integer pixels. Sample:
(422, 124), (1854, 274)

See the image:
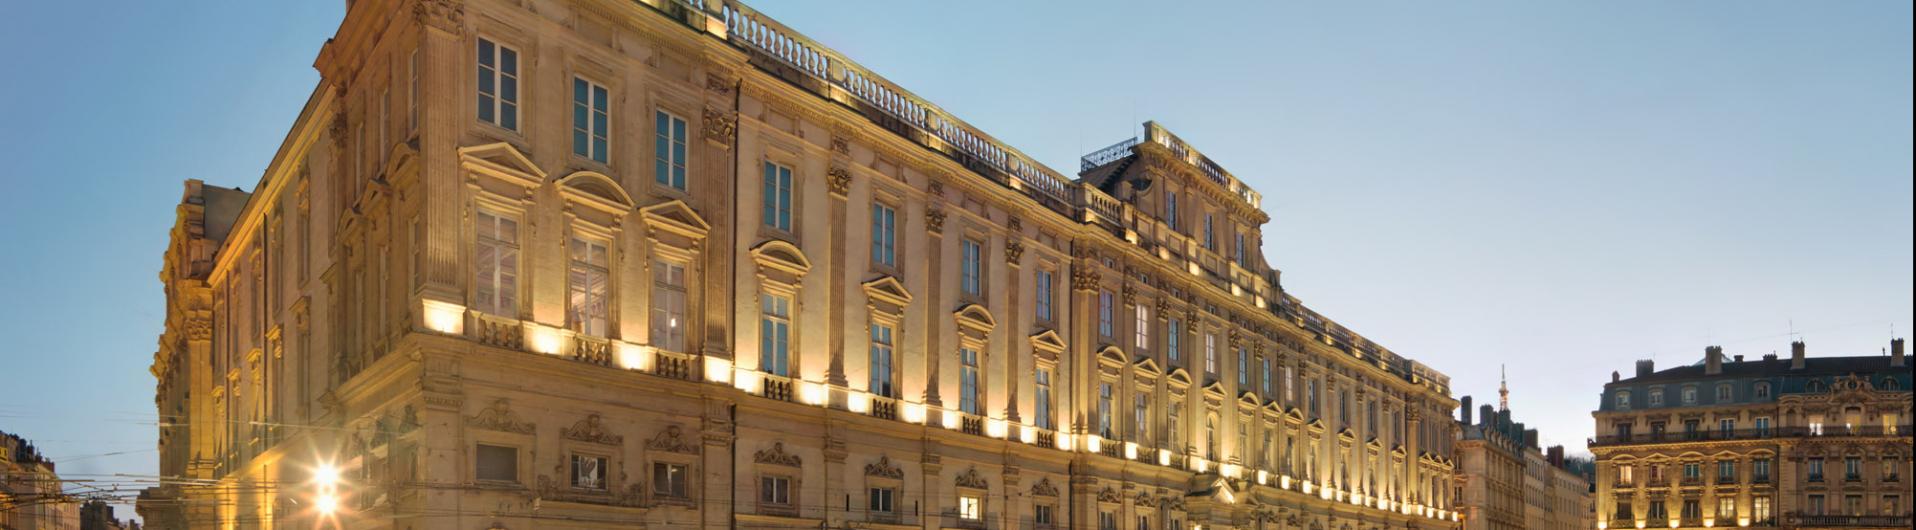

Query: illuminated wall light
(1192, 457), (1209, 473)
(1452, 513), (1460, 523)
(1279, 475), (1292, 490)
(704, 357), (734, 384)
(733, 370), (762, 394)
(1220, 463), (1240, 479)
(1301, 481), (1314, 495)
(940, 410), (960, 430)
(1020, 426), (1036, 444)
(1085, 435), (1103, 454)
(799, 381), (828, 406)
(1057, 433), (1075, 452)
(1319, 486), (1333, 500)
(1704, 519), (1715, 528)
(901, 402), (927, 424)
(1737, 518), (1750, 527)
(525, 324), (564, 355)
(1598, 521), (1608, 530)
(1636, 520), (1646, 529)
(1124, 442), (1139, 460)
(421, 300), (465, 334)
(1668, 519), (1679, 529)
(615, 342), (653, 371)
(846, 391), (871, 414)
(986, 418), (1008, 439)
(1256, 470), (1268, 485)
(1158, 450), (1172, 466)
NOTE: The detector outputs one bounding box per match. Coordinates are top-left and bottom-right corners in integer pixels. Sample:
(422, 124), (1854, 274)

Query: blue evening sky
(1, 0), (1908, 514)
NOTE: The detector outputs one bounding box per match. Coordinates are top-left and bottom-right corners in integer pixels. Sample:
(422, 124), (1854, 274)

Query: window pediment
(953, 304), (995, 334)
(556, 171), (635, 215)
(862, 276), (913, 309)
(1133, 357), (1162, 377)
(640, 200), (712, 241)
(1166, 368), (1192, 388)
(750, 240), (812, 278)
(1097, 346), (1128, 366)
(459, 142), (547, 189)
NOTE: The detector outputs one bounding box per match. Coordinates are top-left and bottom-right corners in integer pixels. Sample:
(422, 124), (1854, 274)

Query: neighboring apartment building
(77, 501), (139, 530)
(1591, 341), (1913, 530)
(1453, 396), (1594, 530)
(2, 431), (80, 530)
(139, 0), (1465, 529)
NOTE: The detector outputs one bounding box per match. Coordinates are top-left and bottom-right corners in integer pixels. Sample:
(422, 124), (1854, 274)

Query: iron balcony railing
(1784, 513), (1912, 527)
(1592, 425), (1911, 446)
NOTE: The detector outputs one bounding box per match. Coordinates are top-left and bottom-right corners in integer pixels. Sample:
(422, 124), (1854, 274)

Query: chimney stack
(1524, 428), (1539, 450)
(1705, 345), (1724, 375)
(1635, 359), (1655, 377)
(1734, 354), (1744, 363)
(1548, 445), (1565, 467)
(1893, 338), (1905, 368)
(1461, 396), (1474, 425)
(1790, 340), (1806, 370)
(1479, 404), (1495, 427)
(1611, 370), (1620, 383)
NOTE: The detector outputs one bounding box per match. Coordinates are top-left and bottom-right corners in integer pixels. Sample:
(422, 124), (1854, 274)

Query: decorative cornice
(467, 398), (534, 434)
(755, 442), (802, 467)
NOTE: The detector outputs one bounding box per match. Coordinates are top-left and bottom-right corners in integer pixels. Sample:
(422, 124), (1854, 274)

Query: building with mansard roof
(139, 1), (1465, 529)
(1590, 340), (1912, 530)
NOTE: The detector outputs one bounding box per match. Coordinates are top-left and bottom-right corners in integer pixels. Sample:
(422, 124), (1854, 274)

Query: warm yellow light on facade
(1737, 518), (1749, 527)
(421, 300), (465, 334)
(1667, 519), (1679, 528)
(901, 402), (926, 424)
(1019, 425), (1036, 444)
(986, 418), (1008, 439)
(1085, 434), (1103, 453)
(615, 342), (653, 371)
(846, 391), (870, 413)
(1123, 441), (1138, 460)
(1158, 449), (1173, 466)
(1256, 470), (1268, 485)
(1220, 463), (1240, 478)
(799, 381), (828, 405)
(733, 370), (761, 393)
(940, 410), (960, 430)
(1703, 518), (1714, 528)
(1598, 520), (1608, 530)
(704, 357), (734, 384)
(1280, 475), (1292, 490)
(525, 324), (563, 355)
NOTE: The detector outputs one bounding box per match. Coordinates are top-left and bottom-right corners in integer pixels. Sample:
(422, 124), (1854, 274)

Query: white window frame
(656, 110), (689, 190)
(762, 161), (793, 231)
(650, 260), (689, 352)
(476, 37), (519, 131)
(473, 208), (520, 316)
(567, 236), (611, 337)
(572, 76), (610, 163)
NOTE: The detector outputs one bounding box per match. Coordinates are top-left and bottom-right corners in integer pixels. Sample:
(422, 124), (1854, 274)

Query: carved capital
(412, 0), (465, 34)
(701, 106), (737, 148)
(827, 166), (852, 197)
(925, 209), (946, 234)
(1005, 240), (1025, 265)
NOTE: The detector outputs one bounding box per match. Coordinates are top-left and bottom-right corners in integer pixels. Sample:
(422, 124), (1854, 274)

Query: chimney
(1734, 354), (1744, 363)
(1705, 345), (1724, 375)
(1790, 340), (1806, 370)
(1611, 370), (1620, 383)
(1893, 338), (1906, 368)
(1524, 429), (1539, 450)
(1461, 396), (1474, 425)
(1479, 404), (1495, 427)
(1763, 353), (1777, 362)
(1548, 445), (1565, 467)
(1635, 359), (1655, 377)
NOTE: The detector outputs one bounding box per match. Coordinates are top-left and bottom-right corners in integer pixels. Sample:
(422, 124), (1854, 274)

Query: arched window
(1883, 377), (1901, 391)
(1753, 382), (1771, 399)
(1806, 379), (1826, 393)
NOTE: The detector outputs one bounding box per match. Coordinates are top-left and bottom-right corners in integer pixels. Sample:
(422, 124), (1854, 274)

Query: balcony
(761, 375), (795, 402)
(869, 396), (898, 420)
(1590, 425), (1912, 447)
(1784, 513), (1912, 528)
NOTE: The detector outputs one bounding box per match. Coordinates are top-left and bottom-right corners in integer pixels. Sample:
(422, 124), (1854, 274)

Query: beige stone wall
(145, 1), (1468, 529)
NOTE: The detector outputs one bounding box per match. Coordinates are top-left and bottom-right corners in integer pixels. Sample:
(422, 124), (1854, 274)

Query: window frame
(475, 36), (521, 132)
(655, 109), (690, 190)
(571, 76), (611, 163)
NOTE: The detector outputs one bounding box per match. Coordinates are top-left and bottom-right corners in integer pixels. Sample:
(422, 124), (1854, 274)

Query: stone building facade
(1452, 396), (1593, 530)
(2, 431), (80, 530)
(138, 1), (1464, 529)
(1590, 341), (1912, 530)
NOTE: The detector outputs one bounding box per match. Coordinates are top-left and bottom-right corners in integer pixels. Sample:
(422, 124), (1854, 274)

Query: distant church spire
(1498, 364), (1509, 412)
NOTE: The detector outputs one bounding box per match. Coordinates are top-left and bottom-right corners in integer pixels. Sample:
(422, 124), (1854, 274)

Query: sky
(0, 0), (1909, 517)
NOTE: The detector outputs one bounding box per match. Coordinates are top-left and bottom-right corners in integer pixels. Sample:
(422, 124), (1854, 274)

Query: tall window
(1307, 379), (1320, 418)
(1205, 415), (1218, 459)
(1717, 460), (1736, 483)
(1133, 394), (1150, 443)
(869, 323), (894, 398)
(1260, 357), (1271, 396)
(1165, 191), (1179, 231)
(1035, 269), (1054, 321)
(1035, 368), (1053, 429)
(1098, 382), (1114, 438)
(759, 293), (791, 376)
(761, 162), (793, 231)
(476, 38), (518, 130)
(1752, 496), (1770, 522)
(1097, 290), (1114, 336)
(1167, 403), (1181, 449)
(571, 78), (610, 162)
(1235, 232), (1248, 266)
(1754, 416), (1771, 437)
(1203, 213), (1215, 249)
(760, 476), (792, 507)
(653, 462), (688, 499)
(655, 111), (688, 189)
(1237, 347), (1248, 386)
(1204, 333), (1217, 375)
(571, 454), (606, 490)
(959, 347), (980, 414)
(871, 203), (896, 267)
(650, 261), (688, 352)
(1167, 318), (1183, 364)
(1717, 497), (1735, 518)
(958, 495), (983, 521)
(567, 237), (610, 336)
(1808, 457), (1825, 481)
(868, 487), (895, 514)
(960, 238), (983, 296)
(1753, 382), (1770, 399)
(1716, 384), (1733, 402)
(474, 209), (519, 316)
(1133, 305), (1150, 350)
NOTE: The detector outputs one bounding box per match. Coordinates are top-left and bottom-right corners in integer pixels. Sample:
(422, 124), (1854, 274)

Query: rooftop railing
(1591, 425), (1911, 446)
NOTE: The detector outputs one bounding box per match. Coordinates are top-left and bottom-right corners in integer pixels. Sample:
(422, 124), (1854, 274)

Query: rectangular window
(1284, 366), (1295, 403)
(409, 217), (424, 289)
(476, 444), (517, 482)
(1134, 305), (1150, 350)
(1203, 213), (1215, 249)
(1844, 495), (1861, 515)
(571, 454), (606, 490)
(476, 38), (518, 130)
(653, 462), (688, 499)
(1809, 458), (1824, 481)
(1237, 347), (1248, 386)
(960, 238), (984, 296)
(1752, 496), (1771, 522)
(1099, 511), (1117, 530)
(1683, 462), (1701, 481)
(759, 476), (791, 506)
(869, 323), (895, 398)
(761, 162), (793, 230)
(1167, 318), (1182, 364)
(1165, 191), (1179, 231)
(871, 203), (896, 267)
(1753, 458), (1771, 482)
(1807, 495), (1824, 515)
(1845, 457), (1861, 480)
(567, 237), (610, 337)
(1719, 418), (1735, 437)
(1681, 499), (1701, 520)
(1034, 505), (1055, 525)
(655, 111), (688, 189)
(1718, 460), (1736, 483)
(1133, 394), (1150, 442)
(1717, 497), (1735, 518)
(1035, 269), (1055, 321)
(868, 487), (894, 513)
(1884, 496), (1901, 516)
(1755, 416), (1770, 437)
(572, 77), (610, 163)
(759, 293), (791, 376)
(474, 209), (519, 316)
(650, 261), (688, 352)
(1260, 357), (1271, 396)
(959, 347), (980, 415)
(958, 495), (983, 520)
(1098, 290), (1114, 336)
(1235, 232), (1248, 266)
(1035, 368), (1053, 430)
(1204, 333), (1217, 375)
(1098, 382), (1114, 438)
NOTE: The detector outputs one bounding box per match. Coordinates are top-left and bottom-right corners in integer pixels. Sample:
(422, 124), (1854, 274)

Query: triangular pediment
(750, 240), (812, 276)
(861, 276), (912, 307)
(1210, 478), (1238, 504)
(1028, 329), (1067, 354)
(640, 200), (712, 239)
(458, 142), (546, 187)
(1337, 428), (1357, 442)
(953, 304), (996, 333)
(1202, 381), (1227, 398)
(557, 171), (635, 213)
(1391, 445), (1407, 457)
(1237, 392), (1261, 407)
(1366, 437), (1384, 451)
(1133, 357), (1162, 376)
